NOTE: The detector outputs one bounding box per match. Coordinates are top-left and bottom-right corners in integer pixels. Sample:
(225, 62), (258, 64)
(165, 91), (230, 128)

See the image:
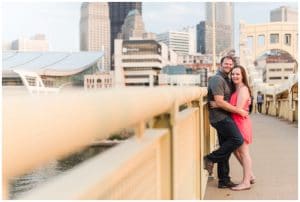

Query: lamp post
(212, 2), (216, 73)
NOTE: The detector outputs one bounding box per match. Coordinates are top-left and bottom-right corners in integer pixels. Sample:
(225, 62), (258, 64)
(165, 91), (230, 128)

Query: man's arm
(214, 95), (248, 117)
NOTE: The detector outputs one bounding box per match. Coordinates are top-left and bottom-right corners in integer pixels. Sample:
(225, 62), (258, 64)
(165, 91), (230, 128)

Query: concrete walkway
(204, 113), (298, 200)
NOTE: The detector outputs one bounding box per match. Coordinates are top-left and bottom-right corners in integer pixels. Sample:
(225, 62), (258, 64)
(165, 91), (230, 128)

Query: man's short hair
(220, 55), (235, 65)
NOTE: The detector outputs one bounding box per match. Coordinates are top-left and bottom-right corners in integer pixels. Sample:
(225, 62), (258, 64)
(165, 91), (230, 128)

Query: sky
(1, 1), (298, 53)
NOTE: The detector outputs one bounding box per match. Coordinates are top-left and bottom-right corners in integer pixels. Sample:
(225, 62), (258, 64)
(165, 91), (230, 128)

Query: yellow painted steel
(3, 87), (205, 180)
(4, 86), (216, 200)
(18, 130), (169, 199)
(4, 83), (296, 199)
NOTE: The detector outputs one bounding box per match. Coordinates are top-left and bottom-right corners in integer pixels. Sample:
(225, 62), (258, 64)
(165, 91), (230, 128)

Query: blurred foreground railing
(3, 87), (217, 199)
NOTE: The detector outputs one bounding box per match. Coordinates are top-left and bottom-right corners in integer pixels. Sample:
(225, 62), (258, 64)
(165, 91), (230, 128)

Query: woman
(229, 65), (255, 191)
(211, 65), (255, 190)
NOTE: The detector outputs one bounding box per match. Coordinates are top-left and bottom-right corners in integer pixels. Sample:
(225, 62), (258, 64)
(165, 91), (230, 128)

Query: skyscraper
(197, 21), (232, 55)
(118, 9), (145, 40)
(11, 34), (49, 51)
(157, 31), (190, 55)
(206, 2), (234, 27)
(80, 2), (111, 71)
(109, 2), (142, 70)
(198, 2), (234, 54)
(182, 26), (197, 54)
(270, 6), (298, 22)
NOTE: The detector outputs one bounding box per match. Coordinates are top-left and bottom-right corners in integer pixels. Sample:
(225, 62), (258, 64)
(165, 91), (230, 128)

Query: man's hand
(209, 101), (218, 108)
(237, 108), (249, 117)
(214, 95), (249, 117)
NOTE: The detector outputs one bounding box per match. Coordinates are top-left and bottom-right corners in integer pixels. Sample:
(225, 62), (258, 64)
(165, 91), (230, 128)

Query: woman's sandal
(231, 185), (251, 191)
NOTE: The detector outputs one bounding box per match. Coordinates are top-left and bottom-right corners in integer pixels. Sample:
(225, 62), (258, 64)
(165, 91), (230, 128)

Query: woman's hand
(248, 98), (252, 105)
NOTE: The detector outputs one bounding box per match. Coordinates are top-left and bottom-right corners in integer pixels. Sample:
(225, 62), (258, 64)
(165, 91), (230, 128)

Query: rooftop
(2, 51), (103, 77)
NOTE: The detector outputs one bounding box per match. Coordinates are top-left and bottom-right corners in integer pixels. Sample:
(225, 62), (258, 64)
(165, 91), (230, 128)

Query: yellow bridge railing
(3, 87), (217, 199)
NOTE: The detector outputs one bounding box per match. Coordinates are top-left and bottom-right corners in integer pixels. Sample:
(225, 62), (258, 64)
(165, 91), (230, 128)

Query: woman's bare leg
(234, 146), (255, 182)
(231, 143), (252, 190)
(234, 150), (242, 165)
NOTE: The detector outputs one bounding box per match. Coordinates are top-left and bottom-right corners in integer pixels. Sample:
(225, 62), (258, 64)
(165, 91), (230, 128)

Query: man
(204, 56), (248, 188)
(256, 91), (264, 113)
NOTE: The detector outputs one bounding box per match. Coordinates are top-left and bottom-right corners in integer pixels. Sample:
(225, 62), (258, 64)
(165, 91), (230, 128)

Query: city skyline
(2, 1), (298, 54)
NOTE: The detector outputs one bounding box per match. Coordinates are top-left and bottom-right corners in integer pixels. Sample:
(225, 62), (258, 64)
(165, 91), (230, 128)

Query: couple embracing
(204, 56), (255, 191)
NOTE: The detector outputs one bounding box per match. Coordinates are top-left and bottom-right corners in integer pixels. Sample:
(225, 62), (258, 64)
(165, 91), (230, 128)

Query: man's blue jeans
(207, 117), (244, 183)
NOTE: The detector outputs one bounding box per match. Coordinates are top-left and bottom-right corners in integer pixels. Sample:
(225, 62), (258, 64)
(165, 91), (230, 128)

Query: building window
(123, 41), (161, 55)
(258, 35), (265, 46)
(247, 36), (254, 50)
(123, 59), (161, 63)
(125, 75), (149, 78)
(269, 68), (281, 72)
(284, 34), (291, 46)
(269, 77), (281, 80)
(284, 68), (294, 71)
(270, 34), (279, 44)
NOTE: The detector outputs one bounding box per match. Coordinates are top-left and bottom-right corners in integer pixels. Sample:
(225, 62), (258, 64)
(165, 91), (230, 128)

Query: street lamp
(212, 2), (216, 73)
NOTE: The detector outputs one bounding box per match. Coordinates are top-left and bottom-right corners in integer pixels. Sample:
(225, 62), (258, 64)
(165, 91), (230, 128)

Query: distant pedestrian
(257, 91), (264, 113)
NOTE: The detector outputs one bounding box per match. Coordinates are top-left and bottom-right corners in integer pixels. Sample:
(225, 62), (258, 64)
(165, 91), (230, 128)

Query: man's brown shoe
(218, 181), (238, 188)
(203, 156), (214, 175)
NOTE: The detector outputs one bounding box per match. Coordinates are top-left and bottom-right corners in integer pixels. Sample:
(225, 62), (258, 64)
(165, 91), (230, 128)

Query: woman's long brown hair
(231, 65), (252, 97)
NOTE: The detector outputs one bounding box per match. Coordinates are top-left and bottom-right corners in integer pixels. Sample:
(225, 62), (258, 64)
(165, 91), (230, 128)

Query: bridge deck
(204, 113), (298, 200)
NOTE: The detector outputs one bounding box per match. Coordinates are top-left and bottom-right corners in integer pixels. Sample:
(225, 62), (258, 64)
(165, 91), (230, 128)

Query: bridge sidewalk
(204, 113), (298, 200)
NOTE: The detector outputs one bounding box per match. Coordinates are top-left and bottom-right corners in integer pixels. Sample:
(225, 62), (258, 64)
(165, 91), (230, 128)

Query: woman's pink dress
(230, 91), (253, 144)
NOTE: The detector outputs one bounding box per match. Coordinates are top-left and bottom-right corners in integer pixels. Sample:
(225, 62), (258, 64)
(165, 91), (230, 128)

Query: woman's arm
(236, 86), (250, 110)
